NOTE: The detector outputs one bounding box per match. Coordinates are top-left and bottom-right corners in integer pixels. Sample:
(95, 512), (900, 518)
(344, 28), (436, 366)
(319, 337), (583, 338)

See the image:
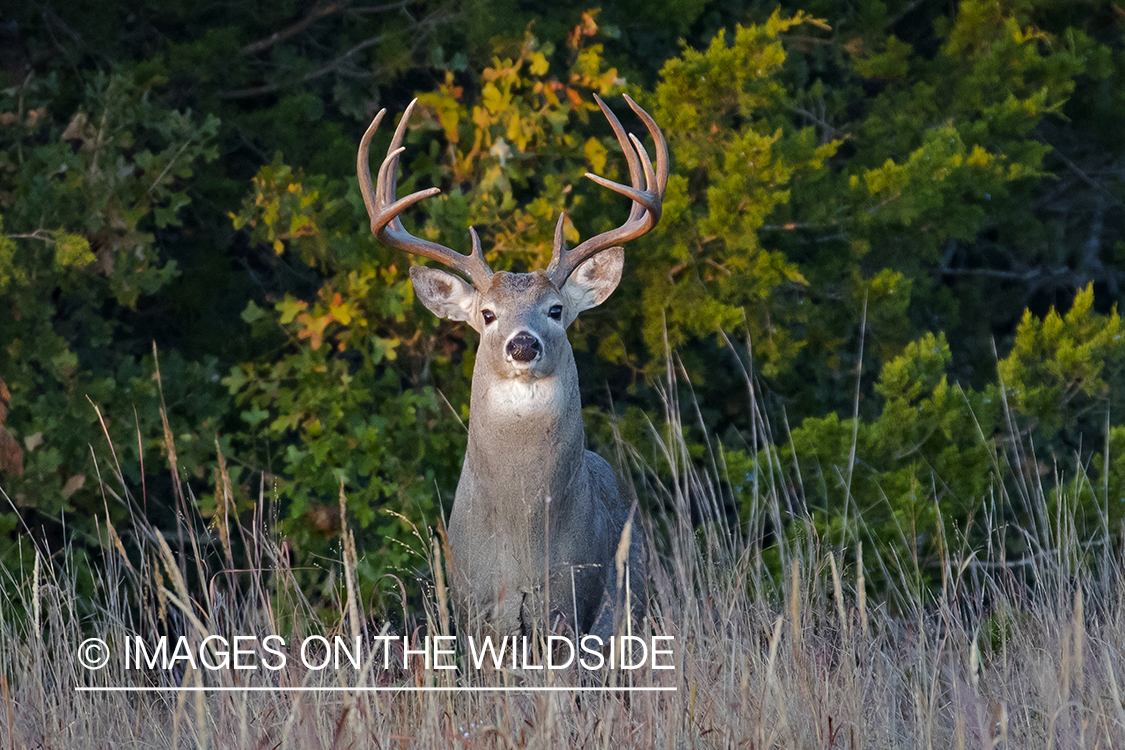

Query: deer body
(451, 355), (619, 634)
(436, 268), (636, 636)
(358, 96), (666, 637)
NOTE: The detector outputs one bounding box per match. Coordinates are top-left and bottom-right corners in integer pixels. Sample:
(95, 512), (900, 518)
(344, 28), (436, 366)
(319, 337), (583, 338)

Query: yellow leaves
(398, 22), (622, 246)
(481, 83), (508, 115)
(764, 8), (830, 36)
(584, 137), (608, 174)
(868, 268), (906, 297)
(417, 92), (461, 144)
(563, 216), (579, 245)
(278, 297), (307, 325)
(372, 335), (399, 363)
(534, 79), (563, 108)
(784, 266), (809, 286)
(281, 291), (362, 351)
(850, 124), (1023, 238)
(528, 52), (549, 77)
(965, 144), (993, 168)
(246, 167), (321, 244)
(861, 157), (906, 196)
(231, 160), (338, 269)
(287, 212), (317, 240)
(54, 232), (95, 268)
(328, 293), (353, 326)
(808, 139), (841, 172)
(506, 115), (532, 152)
(0, 232), (26, 296)
(571, 47), (621, 95)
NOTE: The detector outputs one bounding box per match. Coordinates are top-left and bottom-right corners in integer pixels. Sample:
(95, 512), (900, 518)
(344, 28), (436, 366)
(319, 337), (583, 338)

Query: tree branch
(221, 2), (449, 99)
(885, 0), (924, 30)
(349, 1), (412, 14)
(940, 266), (1098, 287)
(790, 105), (846, 141)
(219, 35), (385, 99)
(6, 230), (53, 243)
(240, 0), (411, 55)
(241, 0), (354, 55)
(1047, 143), (1125, 211)
(760, 221), (836, 231)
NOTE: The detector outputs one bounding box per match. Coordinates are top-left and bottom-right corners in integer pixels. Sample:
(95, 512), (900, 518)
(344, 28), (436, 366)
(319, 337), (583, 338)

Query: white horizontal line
(76, 686), (675, 693)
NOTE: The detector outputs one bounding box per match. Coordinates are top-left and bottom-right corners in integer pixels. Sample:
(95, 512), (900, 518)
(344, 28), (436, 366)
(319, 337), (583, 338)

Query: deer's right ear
(409, 266), (480, 327)
(561, 247), (624, 323)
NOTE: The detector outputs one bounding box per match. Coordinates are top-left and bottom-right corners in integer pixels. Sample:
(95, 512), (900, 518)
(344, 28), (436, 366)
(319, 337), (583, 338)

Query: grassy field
(2, 376), (1123, 749)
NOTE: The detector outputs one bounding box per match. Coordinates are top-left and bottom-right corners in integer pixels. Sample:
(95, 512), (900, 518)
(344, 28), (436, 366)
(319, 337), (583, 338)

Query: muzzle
(506, 332), (542, 363)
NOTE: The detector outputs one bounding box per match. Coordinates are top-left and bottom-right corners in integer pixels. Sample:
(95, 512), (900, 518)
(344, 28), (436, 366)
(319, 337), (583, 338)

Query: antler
(357, 99), (493, 289)
(547, 94), (668, 287)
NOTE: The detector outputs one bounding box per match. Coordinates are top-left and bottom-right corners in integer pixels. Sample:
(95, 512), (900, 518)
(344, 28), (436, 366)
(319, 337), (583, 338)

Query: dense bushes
(1, 0), (1122, 606)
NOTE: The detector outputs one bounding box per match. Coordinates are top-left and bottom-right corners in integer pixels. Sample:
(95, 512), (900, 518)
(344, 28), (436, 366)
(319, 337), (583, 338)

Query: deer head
(357, 95), (666, 366)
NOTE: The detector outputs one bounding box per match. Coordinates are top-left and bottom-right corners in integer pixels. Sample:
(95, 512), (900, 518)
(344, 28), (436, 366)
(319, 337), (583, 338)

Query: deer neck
(464, 355), (585, 506)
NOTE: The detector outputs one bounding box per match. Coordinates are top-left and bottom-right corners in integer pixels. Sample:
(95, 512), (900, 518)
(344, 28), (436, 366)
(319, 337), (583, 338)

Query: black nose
(506, 332), (541, 362)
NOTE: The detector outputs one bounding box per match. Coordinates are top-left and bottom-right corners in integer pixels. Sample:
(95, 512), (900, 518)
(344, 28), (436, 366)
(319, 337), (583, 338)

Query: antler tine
(546, 213), (568, 273)
(592, 94), (645, 223)
(358, 109), (387, 221)
(629, 133), (657, 192)
(466, 226), (491, 281)
(623, 93), (669, 197)
(548, 96), (667, 286)
(357, 98), (493, 289)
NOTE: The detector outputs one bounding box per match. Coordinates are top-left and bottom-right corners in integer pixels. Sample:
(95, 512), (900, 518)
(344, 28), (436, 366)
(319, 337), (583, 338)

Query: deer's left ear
(561, 247), (624, 322)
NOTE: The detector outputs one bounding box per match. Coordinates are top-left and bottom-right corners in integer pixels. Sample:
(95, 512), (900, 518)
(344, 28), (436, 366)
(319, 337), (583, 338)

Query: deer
(357, 95), (666, 639)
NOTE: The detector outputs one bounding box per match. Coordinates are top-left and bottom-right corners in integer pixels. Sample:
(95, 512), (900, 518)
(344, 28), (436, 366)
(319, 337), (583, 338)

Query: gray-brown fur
(410, 260), (645, 637)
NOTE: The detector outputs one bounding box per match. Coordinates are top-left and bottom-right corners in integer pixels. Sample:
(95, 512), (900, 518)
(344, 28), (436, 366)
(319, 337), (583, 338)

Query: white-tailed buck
(358, 95), (666, 637)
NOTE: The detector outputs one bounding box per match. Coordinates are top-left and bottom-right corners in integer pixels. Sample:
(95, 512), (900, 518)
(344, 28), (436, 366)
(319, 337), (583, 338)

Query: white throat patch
(488, 377), (563, 417)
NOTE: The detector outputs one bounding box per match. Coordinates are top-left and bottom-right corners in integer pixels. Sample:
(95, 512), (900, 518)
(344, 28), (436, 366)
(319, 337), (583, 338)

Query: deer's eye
(481, 309), (497, 325)
(548, 305), (563, 321)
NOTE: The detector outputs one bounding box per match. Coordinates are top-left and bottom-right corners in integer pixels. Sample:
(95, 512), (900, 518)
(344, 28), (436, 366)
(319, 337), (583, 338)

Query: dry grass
(2, 369), (1124, 749)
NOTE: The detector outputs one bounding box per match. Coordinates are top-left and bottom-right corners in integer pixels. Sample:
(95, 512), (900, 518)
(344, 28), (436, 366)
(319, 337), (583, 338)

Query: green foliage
(0, 72), (224, 570)
(758, 290), (1124, 579)
(849, 125), (1037, 239)
(1094, 426), (1125, 526)
(998, 284), (1124, 434)
(230, 157), (342, 270)
(221, 252), (466, 581)
(648, 11), (839, 376)
(753, 331), (994, 565)
(2, 0), (1124, 609)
